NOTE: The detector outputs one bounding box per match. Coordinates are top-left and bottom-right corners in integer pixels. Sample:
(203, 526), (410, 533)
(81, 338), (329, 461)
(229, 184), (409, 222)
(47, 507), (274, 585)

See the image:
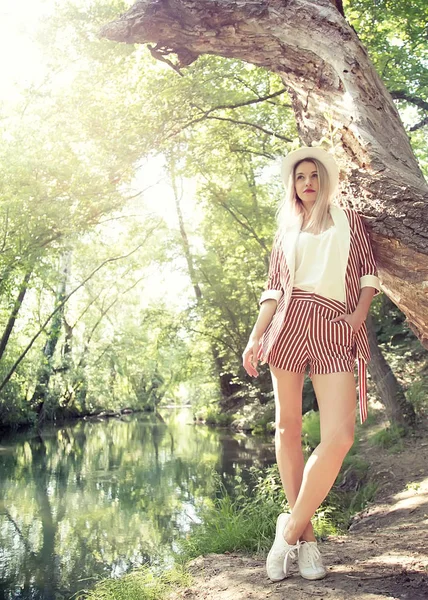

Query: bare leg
(282, 371), (356, 545)
(270, 366), (316, 542)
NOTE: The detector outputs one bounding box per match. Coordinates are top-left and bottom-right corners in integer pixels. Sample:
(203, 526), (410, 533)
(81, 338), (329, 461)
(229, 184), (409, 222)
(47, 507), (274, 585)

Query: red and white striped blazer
(257, 204), (381, 424)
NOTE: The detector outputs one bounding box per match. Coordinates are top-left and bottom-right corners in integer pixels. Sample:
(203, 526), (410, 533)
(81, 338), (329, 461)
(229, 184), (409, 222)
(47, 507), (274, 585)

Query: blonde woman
(242, 147), (381, 581)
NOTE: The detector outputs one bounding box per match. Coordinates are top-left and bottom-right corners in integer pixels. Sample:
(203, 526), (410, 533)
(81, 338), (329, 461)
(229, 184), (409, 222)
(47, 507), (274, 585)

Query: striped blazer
(257, 204), (381, 424)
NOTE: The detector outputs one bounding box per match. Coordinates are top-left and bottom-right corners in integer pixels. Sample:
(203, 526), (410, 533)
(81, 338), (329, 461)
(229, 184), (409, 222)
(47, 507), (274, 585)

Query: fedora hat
(281, 147), (340, 197)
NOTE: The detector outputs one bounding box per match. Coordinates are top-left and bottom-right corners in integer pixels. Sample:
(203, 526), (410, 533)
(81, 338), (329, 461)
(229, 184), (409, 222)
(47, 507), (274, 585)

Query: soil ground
(169, 417), (428, 600)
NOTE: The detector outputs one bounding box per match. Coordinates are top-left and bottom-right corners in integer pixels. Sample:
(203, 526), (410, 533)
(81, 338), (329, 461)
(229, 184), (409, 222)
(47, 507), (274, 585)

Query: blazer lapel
(279, 215), (302, 291)
(330, 204), (350, 281)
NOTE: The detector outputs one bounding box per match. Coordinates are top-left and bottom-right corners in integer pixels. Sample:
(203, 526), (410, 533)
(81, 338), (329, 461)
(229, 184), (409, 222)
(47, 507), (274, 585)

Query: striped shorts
(268, 288), (357, 378)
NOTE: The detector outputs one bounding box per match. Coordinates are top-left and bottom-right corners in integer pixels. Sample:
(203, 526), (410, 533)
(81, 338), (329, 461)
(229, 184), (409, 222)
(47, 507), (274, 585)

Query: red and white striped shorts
(268, 288), (357, 377)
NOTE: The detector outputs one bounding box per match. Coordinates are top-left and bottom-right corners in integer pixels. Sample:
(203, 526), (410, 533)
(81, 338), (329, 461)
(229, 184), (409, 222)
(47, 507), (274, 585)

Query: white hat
(281, 147), (340, 197)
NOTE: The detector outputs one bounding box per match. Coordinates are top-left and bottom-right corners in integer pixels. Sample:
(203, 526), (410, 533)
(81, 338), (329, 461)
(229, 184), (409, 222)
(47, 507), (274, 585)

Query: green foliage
(197, 407), (237, 426)
(176, 452), (380, 563)
(176, 469), (288, 560)
(252, 406), (276, 435)
(406, 376), (428, 414)
(344, 0), (428, 176)
(301, 410), (321, 450)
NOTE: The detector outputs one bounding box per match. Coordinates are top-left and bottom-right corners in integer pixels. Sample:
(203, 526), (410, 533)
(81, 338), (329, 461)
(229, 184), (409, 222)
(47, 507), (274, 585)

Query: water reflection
(0, 408), (276, 599)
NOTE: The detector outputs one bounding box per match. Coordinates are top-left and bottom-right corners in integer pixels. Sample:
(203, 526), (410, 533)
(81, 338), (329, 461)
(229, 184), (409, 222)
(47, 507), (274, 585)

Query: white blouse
(294, 225), (346, 302)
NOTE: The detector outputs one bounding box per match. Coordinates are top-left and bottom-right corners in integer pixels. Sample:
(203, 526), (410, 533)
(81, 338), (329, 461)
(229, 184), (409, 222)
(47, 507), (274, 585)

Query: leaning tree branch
(167, 111), (292, 143)
(409, 115), (428, 132)
(191, 86), (290, 115)
(390, 90), (428, 112)
(204, 115), (292, 141)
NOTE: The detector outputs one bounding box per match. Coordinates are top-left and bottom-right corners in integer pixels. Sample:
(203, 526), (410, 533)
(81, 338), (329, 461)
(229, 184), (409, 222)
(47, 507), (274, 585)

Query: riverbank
(83, 416), (428, 600)
(169, 420), (428, 600)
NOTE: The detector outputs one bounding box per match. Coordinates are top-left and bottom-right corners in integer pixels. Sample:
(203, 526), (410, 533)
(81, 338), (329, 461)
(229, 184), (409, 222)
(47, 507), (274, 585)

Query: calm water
(0, 408), (276, 599)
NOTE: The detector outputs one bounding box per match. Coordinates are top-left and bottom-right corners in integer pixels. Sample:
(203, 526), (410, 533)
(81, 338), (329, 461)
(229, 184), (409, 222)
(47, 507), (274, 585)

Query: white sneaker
(298, 540), (327, 580)
(266, 513), (300, 581)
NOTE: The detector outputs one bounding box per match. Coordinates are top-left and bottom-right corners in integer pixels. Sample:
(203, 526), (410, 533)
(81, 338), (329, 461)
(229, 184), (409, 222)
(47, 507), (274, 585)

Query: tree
(101, 0), (428, 350)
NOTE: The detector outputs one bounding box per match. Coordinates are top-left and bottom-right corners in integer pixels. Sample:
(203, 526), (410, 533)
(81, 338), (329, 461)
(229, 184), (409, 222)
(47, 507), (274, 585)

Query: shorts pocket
(343, 320), (356, 337)
(329, 318), (355, 349)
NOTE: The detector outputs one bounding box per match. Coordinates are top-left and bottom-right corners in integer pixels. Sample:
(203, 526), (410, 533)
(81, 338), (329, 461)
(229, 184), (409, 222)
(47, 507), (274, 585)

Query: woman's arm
(333, 211), (381, 333)
(354, 211), (381, 297)
(251, 299), (278, 339)
(354, 287), (377, 321)
(243, 235), (284, 376)
(243, 300), (278, 377)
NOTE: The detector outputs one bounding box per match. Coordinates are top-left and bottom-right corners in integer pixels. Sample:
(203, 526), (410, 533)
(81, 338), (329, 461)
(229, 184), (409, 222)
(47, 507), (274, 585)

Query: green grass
(176, 451), (377, 563)
(369, 424), (407, 451)
(404, 481), (421, 492)
(175, 470), (286, 561)
(74, 563), (192, 600)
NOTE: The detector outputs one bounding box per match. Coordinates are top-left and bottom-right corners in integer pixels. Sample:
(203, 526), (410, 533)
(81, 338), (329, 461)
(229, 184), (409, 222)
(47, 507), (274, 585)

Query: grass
(176, 448), (378, 563)
(176, 471), (287, 561)
(369, 424), (407, 451)
(404, 481), (421, 492)
(74, 563), (192, 600)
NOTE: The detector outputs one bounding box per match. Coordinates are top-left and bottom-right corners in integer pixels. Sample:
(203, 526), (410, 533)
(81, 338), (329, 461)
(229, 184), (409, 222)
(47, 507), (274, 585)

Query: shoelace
(282, 541), (300, 571)
(300, 541), (321, 569)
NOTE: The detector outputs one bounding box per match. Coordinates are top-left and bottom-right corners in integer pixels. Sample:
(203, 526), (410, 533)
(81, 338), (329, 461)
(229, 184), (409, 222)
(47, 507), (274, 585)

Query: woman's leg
(282, 370), (356, 544)
(270, 365), (316, 542)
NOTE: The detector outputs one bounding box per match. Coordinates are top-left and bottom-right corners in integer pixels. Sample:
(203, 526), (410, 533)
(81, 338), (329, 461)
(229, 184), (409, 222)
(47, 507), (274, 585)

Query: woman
(242, 147), (381, 582)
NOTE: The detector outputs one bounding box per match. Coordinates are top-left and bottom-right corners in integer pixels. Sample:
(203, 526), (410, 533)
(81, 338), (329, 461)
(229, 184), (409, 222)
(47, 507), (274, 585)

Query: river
(0, 408), (276, 599)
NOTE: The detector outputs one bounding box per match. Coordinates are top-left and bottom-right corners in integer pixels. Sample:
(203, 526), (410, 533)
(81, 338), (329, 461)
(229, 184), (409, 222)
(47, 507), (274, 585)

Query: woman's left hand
(330, 312), (364, 334)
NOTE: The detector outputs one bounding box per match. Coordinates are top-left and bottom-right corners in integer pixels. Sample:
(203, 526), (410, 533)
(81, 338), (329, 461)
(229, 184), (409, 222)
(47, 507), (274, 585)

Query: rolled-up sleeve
(259, 236), (284, 305)
(355, 211), (381, 296)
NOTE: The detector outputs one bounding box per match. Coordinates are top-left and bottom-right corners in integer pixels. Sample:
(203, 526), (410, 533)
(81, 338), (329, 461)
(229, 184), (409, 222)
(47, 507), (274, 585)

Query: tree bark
(101, 0), (428, 348)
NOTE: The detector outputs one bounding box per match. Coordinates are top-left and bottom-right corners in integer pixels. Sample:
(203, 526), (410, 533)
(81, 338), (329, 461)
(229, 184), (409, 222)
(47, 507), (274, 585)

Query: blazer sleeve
(259, 234), (284, 305)
(354, 211), (381, 296)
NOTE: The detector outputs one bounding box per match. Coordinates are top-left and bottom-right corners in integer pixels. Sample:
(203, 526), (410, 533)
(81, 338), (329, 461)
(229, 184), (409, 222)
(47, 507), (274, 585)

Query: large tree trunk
(101, 0), (428, 349)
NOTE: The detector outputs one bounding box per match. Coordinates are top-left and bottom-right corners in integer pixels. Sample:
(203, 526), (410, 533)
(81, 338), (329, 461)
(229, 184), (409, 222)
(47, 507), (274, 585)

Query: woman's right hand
(242, 336), (261, 377)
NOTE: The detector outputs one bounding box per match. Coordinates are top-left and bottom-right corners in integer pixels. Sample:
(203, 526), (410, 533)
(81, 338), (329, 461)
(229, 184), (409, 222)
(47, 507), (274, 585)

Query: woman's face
(294, 160), (319, 202)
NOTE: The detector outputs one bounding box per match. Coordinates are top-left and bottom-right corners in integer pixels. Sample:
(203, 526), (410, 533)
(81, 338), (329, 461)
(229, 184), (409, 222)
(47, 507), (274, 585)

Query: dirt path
(170, 422), (428, 600)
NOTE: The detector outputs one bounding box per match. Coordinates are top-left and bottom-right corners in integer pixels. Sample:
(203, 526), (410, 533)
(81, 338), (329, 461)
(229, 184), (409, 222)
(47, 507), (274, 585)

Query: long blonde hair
(276, 158), (334, 239)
